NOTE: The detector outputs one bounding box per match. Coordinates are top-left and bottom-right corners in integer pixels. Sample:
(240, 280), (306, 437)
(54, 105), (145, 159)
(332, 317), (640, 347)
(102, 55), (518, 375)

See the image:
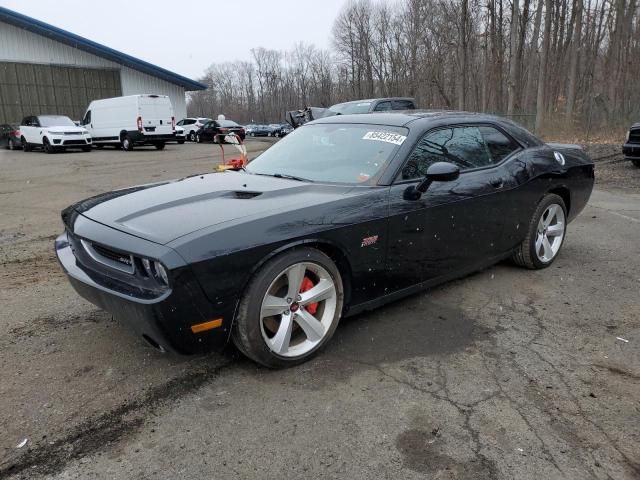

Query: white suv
(20, 115), (92, 153)
(177, 117), (211, 142)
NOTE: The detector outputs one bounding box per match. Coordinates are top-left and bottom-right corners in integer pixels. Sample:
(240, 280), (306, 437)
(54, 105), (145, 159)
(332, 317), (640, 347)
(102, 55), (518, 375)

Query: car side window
(393, 100), (415, 110)
(374, 101), (392, 112)
(32, 117), (40, 127)
(400, 126), (492, 180)
(478, 126), (520, 162)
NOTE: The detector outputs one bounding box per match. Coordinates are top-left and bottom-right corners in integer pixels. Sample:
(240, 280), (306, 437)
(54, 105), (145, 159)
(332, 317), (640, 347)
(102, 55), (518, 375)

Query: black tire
(512, 193), (567, 270)
(82, 146), (91, 152)
(121, 135), (134, 151)
(154, 142), (166, 150)
(8, 138), (18, 150)
(250, 132), (255, 137)
(196, 133), (202, 143)
(632, 159), (640, 168)
(232, 248), (344, 368)
(43, 137), (55, 154)
(21, 137), (31, 152)
(189, 131), (196, 142)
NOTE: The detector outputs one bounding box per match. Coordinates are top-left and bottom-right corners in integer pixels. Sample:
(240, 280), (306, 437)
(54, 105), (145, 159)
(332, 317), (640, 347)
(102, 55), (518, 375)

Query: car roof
(332, 97), (415, 106)
(310, 110), (515, 127)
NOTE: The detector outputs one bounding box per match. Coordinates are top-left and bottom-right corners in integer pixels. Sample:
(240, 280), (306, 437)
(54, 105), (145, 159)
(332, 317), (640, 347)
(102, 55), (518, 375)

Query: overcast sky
(0, 0), (348, 80)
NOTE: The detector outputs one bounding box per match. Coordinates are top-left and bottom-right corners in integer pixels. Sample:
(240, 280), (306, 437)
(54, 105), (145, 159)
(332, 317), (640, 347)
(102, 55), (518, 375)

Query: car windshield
(246, 123), (408, 184)
(38, 115), (75, 127)
(218, 120), (239, 127)
(329, 102), (372, 114)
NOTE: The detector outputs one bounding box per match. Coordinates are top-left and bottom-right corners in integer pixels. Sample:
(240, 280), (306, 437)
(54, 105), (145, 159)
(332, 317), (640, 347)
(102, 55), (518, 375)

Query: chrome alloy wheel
(535, 203), (565, 263)
(259, 262), (337, 357)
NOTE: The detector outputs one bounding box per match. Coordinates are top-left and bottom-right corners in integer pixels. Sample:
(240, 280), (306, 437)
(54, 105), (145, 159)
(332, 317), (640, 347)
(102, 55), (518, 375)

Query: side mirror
(404, 162), (460, 200)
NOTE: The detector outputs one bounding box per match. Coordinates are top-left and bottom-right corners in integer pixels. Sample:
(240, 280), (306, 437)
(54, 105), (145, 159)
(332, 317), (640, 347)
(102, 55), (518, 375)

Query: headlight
(141, 257), (169, 286)
(47, 130), (58, 135)
(154, 261), (169, 286)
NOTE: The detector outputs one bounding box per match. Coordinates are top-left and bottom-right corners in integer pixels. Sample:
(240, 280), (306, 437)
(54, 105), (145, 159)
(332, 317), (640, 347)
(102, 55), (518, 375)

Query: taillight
(11, 130), (20, 137)
(137, 116), (143, 132)
(220, 128), (229, 133)
(171, 116), (175, 130)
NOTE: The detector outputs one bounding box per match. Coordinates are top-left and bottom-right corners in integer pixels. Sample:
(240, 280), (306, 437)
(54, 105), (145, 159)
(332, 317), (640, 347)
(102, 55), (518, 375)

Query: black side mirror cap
(404, 162), (461, 200)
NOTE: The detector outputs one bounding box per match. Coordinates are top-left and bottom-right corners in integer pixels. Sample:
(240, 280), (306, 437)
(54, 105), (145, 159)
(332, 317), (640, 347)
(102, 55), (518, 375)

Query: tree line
(187, 0), (640, 135)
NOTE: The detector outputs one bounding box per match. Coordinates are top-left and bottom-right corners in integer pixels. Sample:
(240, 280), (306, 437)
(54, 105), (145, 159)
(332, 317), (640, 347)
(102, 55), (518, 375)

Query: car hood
(45, 126), (86, 133)
(73, 171), (356, 245)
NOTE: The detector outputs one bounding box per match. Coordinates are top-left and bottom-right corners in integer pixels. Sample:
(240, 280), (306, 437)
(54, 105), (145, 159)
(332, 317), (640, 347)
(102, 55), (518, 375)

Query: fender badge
(361, 235), (379, 247)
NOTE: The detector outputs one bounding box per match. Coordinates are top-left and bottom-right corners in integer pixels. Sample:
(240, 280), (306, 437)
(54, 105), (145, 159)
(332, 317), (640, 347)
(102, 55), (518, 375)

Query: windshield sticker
(362, 131), (407, 145)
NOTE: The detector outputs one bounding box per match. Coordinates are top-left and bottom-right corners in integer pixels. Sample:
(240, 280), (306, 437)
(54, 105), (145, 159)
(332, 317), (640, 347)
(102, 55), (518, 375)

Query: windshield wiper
(249, 171), (312, 182)
(272, 173), (311, 182)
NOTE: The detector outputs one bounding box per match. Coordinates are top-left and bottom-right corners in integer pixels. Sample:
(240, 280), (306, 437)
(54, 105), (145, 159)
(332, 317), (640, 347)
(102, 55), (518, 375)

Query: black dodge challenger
(56, 111), (594, 368)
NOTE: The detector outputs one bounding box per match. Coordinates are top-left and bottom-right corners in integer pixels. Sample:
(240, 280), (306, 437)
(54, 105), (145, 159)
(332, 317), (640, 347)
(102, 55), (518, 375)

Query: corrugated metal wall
(0, 21), (188, 123)
(0, 62), (121, 122)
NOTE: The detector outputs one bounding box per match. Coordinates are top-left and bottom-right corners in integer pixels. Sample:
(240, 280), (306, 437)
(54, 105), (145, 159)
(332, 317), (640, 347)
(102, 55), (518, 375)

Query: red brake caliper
(300, 277), (318, 315)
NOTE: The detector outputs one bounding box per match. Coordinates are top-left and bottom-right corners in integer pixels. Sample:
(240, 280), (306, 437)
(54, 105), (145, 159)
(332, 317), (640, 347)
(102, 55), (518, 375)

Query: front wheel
(196, 133), (202, 143)
(189, 131), (196, 142)
(232, 248), (344, 368)
(632, 159), (640, 168)
(512, 193), (567, 269)
(43, 137), (55, 154)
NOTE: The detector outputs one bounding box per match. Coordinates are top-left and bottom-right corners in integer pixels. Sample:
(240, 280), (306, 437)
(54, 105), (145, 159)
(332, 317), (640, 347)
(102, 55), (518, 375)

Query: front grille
(80, 239), (135, 274)
(63, 131), (81, 135)
(629, 129), (640, 144)
(63, 140), (88, 145)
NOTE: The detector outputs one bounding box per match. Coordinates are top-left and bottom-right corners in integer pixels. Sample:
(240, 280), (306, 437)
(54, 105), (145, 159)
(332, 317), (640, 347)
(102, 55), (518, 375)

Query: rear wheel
(121, 135), (133, 151)
(154, 142), (165, 150)
(632, 159), (640, 168)
(232, 248), (344, 368)
(196, 133), (202, 143)
(512, 193), (567, 269)
(8, 138), (17, 150)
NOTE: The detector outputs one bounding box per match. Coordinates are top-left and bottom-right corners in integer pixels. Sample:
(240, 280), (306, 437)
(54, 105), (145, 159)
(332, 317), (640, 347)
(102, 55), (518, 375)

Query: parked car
(268, 123), (293, 137)
(196, 119), (245, 143)
(56, 111), (594, 368)
(82, 94), (175, 151)
(1, 123), (21, 150)
(245, 124), (273, 137)
(20, 115), (92, 153)
(623, 123), (640, 167)
(287, 97), (417, 128)
(177, 117), (212, 142)
(174, 125), (186, 144)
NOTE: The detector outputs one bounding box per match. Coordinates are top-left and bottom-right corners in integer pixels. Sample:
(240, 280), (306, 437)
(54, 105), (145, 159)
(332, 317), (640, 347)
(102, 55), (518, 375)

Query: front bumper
(51, 134), (92, 147)
(623, 143), (640, 159)
(55, 227), (233, 354)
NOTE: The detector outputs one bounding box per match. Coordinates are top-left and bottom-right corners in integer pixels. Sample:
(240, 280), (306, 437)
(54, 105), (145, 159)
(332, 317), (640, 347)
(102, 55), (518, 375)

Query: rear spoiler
(286, 107), (338, 128)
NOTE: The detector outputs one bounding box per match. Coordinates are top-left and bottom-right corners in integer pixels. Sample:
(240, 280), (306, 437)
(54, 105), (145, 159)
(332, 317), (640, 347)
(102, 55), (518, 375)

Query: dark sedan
(1, 123), (21, 150)
(623, 123), (640, 167)
(56, 111), (594, 368)
(196, 119), (245, 143)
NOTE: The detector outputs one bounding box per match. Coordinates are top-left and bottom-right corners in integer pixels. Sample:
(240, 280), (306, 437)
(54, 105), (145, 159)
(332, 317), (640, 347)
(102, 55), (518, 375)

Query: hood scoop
(228, 190), (262, 199)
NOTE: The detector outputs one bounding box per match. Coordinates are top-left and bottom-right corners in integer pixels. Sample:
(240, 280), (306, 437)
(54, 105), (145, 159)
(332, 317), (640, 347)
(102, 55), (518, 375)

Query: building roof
(0, 6), (207, 91)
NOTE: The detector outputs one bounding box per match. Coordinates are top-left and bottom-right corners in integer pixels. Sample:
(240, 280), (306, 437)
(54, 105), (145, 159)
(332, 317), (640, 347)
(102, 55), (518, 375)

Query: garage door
(0, 62), (122, 124)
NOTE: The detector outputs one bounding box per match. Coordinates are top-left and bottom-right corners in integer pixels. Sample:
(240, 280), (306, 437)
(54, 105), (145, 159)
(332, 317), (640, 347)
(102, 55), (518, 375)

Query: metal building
(0, 7), (206, 124)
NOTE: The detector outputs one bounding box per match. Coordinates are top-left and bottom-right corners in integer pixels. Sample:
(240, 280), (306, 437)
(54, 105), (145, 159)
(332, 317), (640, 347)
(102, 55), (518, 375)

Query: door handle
(490, 178), (504, 188)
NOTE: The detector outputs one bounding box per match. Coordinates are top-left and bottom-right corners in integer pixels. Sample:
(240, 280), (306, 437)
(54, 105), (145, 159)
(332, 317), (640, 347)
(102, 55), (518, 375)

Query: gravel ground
(0, 141), (638, 480)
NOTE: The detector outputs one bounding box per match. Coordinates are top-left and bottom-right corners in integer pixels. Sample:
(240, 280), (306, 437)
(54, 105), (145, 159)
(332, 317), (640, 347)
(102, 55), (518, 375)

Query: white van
(82, 95), (176, 151)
